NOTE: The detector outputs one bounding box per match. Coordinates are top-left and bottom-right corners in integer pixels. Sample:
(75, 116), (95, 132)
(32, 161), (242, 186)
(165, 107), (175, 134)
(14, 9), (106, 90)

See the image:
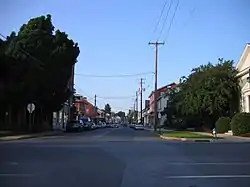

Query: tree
(0, 14), (80, 132)
(166, 58), (240, 129)
(116, 111), (125, 118)
(104, 104), (111, 114)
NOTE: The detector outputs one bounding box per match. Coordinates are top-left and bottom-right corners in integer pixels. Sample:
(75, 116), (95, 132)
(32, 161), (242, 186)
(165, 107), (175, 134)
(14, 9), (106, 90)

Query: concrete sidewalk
(144, 128), (250, 142)
(195, 132), (250, 142)
(0, 130), (64, 141)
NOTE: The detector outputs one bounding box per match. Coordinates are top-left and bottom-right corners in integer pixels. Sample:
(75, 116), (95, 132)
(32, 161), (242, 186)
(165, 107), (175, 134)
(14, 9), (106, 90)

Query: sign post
(27, 103), (35, 131)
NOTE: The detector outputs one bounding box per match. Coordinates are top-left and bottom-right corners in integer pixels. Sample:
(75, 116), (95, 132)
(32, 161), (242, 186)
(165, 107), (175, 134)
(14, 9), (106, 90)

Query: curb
(0, 131), (64, 141)
(159, 135), (211, 142)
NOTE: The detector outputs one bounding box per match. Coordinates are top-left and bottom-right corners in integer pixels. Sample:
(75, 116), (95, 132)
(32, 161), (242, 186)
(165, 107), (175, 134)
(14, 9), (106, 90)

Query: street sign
(27, 103), (35, 113)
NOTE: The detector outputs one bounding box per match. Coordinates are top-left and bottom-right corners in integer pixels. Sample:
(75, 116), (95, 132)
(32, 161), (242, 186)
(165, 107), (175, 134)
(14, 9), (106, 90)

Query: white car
(134, 124), (144, 130)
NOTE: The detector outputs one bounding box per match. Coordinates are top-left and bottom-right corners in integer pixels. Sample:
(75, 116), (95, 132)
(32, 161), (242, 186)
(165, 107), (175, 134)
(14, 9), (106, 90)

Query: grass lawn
(162, 131), (214, 139)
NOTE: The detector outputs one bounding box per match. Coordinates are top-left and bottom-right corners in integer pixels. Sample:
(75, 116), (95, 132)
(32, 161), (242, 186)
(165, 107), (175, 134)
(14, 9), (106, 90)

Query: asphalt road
(0, 126), (250, 187)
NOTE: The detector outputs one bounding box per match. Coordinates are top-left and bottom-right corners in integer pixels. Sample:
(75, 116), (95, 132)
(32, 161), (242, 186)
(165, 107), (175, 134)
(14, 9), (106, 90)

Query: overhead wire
(97, 96), (135, 99)
(164, 0), (180, 43)
(152, 0), (169, 36)
(75, 71), (154, 78)
(157, 0), (173, 40)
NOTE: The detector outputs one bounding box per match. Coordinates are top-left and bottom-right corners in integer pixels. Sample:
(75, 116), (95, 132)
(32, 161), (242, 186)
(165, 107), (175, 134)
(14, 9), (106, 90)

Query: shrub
(230, 113), (250, 136)
(215, 117), (231, 133)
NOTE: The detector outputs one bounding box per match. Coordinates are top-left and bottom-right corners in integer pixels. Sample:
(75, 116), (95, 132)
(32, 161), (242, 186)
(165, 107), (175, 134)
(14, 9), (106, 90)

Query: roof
(148, 82), (177, 98)
(75, 98), (93, 106)
(236, 43), (250, 71)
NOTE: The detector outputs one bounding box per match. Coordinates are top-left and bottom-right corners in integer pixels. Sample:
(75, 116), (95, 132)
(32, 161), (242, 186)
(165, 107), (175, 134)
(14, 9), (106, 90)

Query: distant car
(80, 117), (92, 130)
(90, 122), (97, 130)
(102, 122), (107, 128)
(66, 120), (81, 132)
(134, 124), (144, 130)
(112, 124), (119, 128)
(106, 123), (112, 128)
(129, 124), (135, 128)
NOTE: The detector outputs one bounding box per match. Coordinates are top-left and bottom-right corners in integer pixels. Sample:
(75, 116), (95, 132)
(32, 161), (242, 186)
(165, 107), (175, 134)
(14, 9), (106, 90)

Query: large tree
(104, 104), (111, 114)
(0, 14), (80, 131)
(116, 111), (125, 118)
(166, 58), (240, 129)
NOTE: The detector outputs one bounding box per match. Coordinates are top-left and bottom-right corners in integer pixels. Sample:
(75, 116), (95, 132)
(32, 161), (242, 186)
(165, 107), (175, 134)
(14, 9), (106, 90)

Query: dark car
(66, 120), (81, 132)
(80, 117), (92, 130)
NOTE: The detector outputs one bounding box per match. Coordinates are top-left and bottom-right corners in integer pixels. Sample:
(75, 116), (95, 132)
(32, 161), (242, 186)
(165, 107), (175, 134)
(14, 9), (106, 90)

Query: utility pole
(139, 78), (145, 125)
(94, 94), (97, 121)
(94, 94), (97, 108)
(136, 91), (139, 123)
(68, 64), (75, 121)
(148, 41), (164, 131)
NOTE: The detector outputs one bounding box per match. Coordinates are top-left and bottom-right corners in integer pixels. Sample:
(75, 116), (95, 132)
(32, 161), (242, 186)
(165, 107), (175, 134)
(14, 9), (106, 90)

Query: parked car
(102, 122), (107, 128)
(80, 117), (92, 130)
(129, 124), (135, 128)
(134, 124), (144, 130)
(112, 124), (119, 128)
(66, 120), (82, 132)
(90, 122), (97, 130)
(97, 121), (104, 128)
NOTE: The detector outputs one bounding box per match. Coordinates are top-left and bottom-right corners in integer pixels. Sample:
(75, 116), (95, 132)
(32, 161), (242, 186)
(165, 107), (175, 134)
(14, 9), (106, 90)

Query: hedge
(230, 112), (250, 136)
(215, 117), (231, 133)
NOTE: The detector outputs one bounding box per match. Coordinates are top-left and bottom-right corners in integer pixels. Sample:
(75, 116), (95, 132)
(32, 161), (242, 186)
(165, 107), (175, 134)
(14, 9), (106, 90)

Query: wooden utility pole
(135, 91), (138, 123)
(148, 41), (164, 131)
(94, 94), (97, 119)
(94, 94), (97, 108)
(139, 78), (145, 124)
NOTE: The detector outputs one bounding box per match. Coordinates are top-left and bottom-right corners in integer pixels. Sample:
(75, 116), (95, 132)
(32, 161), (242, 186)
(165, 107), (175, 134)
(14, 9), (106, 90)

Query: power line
(97, 96), (134, 99)
(164, 0), (180, 43)
(75, 72), (154, 78)
(157, 0), (173, 40)
(152, 0), (169, 35)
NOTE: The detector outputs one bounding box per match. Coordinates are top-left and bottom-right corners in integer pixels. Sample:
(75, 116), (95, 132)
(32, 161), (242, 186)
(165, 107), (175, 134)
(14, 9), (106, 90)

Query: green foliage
(116, 111), (125, 118)
(0, 14), (80, 131)
(230, 113), (250, 136)
(104, 104), (111, 114)
(165, 58), (240, 130)
(215, 117), (231, 133)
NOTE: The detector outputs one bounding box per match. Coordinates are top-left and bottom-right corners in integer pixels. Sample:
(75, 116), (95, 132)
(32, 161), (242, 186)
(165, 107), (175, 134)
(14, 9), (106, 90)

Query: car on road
(111, 124), (119, 128)
(134, 124), (144, 130)
(66, 120), (82, 132)
(79, 117), (92, 130)
(90, 122), (97, 130)
(129, 124), (136, 128)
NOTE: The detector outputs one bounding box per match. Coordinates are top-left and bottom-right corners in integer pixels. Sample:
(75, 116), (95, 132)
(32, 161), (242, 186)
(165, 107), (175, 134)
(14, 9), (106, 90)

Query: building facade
(74, 96), (97, 118)
(157, 92), (169, 127)
(147, 83), (177, 127)
(236, 43), (250, 112)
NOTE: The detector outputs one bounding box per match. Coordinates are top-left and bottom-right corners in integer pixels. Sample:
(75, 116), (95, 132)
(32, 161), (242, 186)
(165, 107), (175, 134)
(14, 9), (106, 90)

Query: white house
(236, 43), (250, 112)
(157, 92), (169, 126)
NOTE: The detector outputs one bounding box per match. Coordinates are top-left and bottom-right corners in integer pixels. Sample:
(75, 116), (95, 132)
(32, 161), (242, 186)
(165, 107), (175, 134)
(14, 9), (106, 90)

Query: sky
(1, 0), (250, 113)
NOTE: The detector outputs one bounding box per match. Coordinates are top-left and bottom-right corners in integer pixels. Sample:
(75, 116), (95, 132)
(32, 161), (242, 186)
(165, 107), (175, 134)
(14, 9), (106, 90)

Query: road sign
(27, 103), (35, 113)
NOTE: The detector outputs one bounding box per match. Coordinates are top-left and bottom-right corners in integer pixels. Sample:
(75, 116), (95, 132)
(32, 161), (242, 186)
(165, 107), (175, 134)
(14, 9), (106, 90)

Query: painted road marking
(165, 175), (250, 179)
(166, 162), (250, 165)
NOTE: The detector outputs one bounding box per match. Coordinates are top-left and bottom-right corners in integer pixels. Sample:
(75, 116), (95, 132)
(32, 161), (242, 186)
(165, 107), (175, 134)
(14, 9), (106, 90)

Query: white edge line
(165, 175), (250, 179)
(166, 162), (250, 165)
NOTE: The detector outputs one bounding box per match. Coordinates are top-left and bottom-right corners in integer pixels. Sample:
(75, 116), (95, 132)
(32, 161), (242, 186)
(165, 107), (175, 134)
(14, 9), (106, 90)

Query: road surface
(0, 126), (250, 187)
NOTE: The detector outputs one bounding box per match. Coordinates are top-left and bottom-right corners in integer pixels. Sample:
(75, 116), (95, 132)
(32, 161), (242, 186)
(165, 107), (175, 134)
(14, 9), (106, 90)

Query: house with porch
(236, 43), (250, 112)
